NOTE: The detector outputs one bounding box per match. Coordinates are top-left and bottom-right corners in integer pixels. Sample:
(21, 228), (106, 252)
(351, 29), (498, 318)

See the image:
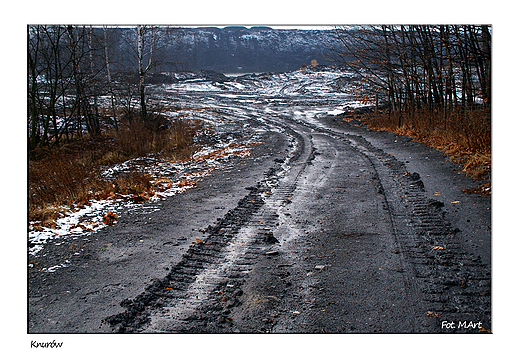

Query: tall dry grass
(344, 106), (491, 192)
(28, 116), (203, 225)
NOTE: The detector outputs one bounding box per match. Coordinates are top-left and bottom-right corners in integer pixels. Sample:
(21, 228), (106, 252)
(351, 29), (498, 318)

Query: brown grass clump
(343, 106), (491, 194)
(114, 115), (202, 159)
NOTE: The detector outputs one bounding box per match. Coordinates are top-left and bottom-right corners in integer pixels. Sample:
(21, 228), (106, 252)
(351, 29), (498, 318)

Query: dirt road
(28, 69), (491, 334)
(28, 116), (491, 334)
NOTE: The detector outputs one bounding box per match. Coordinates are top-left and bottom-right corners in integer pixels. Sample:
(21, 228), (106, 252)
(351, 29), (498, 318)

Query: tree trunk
(28, 27), (41, 150)
(104, 26), (118, 132)
(88, 26), (100, 135)
(137, 25), (148, 122)
(481, 25), (492, 107)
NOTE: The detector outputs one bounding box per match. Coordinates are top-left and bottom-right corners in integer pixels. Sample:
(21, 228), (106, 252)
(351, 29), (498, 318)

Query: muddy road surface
(28, 69), (491, 334)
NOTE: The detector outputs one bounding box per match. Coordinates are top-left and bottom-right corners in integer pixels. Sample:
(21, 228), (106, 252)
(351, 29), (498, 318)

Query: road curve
(105, 113), (490, 333)
(28, 70), (491, 334)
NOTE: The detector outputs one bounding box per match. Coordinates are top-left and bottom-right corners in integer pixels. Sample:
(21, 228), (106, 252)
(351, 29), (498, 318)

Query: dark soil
(28, 111), (491, 334)
(28, 69), (491, 336)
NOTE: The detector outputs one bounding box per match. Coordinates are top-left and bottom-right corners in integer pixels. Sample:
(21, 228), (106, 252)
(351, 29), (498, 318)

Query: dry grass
(343, 106), (491, 194)
(28, 116), (203, 225)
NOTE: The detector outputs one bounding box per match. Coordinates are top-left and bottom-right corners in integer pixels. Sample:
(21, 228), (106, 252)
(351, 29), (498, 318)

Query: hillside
(175, 26), (338, 73)
(109, 26), (340, 73)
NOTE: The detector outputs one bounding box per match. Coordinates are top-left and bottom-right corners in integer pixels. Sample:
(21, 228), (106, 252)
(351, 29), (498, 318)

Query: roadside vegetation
(343, 106), (491, 194)
(28, 113), (202, 226)
(27, 25), (204, 227)
(333, 25), (491, 194)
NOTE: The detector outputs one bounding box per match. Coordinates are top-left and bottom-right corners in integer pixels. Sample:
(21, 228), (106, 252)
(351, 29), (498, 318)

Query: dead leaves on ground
(479, 326), (492, 334)
(426, 311), (439, 318)
(103, 211), (119, 225)
(195, 238), (210, 245)
(193, 142), (260, 163)
(463, 182), (491, 196)
(68, 211), (118, 232)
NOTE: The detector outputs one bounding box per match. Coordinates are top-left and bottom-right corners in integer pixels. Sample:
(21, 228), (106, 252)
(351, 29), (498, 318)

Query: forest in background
(28, 25), (183, 152)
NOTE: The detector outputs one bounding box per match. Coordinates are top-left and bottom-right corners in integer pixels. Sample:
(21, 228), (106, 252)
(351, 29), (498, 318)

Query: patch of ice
(43, 260), (70, 273)
(327, 108), (345, 116)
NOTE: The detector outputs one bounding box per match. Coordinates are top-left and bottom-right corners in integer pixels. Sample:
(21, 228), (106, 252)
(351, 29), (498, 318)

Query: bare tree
(28, 25), (75, 150)
(28, 25), (113, 151)
(332, 24), (491, 119)
(120, 25), (176, 123)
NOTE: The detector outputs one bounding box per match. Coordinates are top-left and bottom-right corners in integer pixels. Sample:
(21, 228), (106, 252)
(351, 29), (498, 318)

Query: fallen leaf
(196, 238), (205, 244)
(426, 311), (439, 318)
(479, 326), (492, 333)
(103, 211), (119, 225)
(463, 182), (491, 196)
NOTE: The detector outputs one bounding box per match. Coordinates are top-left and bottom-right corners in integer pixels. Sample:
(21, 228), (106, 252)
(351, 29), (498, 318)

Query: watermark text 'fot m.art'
(441, 320), (482, 330)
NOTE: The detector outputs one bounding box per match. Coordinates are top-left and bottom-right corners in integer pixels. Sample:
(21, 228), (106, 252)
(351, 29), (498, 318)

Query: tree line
(28, 25), (492, 152)
(331, 25), (491, 128)
(27, 25), (180, 152)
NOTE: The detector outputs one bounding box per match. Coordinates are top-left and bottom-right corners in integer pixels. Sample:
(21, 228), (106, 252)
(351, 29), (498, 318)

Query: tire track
(142, 115), (321, 333)
(104, 96), (490, 333)
(102, 115), (314, 333)
(258, 113), (491, 332)
(335, 132), (491, 332)
(102, 180), (268, 332)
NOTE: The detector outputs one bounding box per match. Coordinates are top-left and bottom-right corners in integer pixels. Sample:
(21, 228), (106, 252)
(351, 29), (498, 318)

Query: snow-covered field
(28, 66), (363, 262)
